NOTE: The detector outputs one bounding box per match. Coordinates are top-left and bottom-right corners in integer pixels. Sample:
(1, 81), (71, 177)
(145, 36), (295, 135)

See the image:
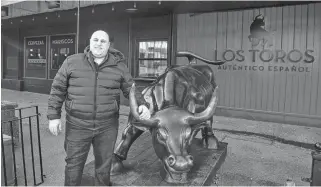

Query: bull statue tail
(177, 51), (226, 65)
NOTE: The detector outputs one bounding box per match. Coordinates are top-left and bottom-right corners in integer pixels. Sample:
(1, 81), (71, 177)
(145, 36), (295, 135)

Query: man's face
(90, 30), (110, 58)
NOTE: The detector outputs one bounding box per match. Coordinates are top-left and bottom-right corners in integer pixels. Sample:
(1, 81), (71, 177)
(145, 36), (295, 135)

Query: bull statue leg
(111, 113), (144, 175)
(186, 91), (219, 150)
(201, 118), (219, 150)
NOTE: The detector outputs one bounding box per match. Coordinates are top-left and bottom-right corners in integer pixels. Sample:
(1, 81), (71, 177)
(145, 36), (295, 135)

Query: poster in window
(50, 35), (76, 70)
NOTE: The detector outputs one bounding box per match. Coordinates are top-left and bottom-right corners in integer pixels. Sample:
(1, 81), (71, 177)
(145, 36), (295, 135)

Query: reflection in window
(25, 36), (47, 78)
(51, 47), (70, 69)
(26, 38), (46, 65)
(49, 34), (75, 72)
(27, 48), (46, 63)
(138, 40), (167, 78)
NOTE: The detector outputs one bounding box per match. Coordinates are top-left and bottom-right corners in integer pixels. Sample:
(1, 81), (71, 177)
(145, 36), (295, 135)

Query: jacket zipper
(93, 70), (98, 128)
(91, 58), (117, 127)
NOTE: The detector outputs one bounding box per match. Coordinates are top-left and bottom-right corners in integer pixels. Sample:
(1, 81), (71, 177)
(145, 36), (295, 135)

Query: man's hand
(49, 119), (62, 136)
(138, 105), (151, 119)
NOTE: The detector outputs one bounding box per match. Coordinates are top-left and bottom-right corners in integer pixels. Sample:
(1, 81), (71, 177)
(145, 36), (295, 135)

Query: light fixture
(125, 2), (138, 13)
(58, 13), (60, 18)
(158, 1), (161, 5)
(46, 0), (60, 9)
(112, 5), (114, 11)
(20, 20), (23, 22)
(32, 17), (34, 21)
(45, 16), (48, 19)
(74, 12), (77, 16)
(92, 5), (95, 14)
(10, 21), (12, 24)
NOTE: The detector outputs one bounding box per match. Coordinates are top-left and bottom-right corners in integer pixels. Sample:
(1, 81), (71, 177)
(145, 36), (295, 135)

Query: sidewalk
(1, 88), (320, 186)
(2, 88), (319, 147)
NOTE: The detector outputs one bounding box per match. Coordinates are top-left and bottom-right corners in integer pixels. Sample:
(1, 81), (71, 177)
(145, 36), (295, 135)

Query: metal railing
(1, 105), (44, 186)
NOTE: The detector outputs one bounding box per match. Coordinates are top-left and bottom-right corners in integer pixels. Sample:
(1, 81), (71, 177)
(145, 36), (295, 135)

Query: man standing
(47, 30), (150, 186)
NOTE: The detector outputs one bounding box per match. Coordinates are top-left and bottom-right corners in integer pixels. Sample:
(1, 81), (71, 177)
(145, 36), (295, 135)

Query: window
(137, 40), (168, 78)
(1, 6), (8, 17)
(49, 34), (76, 79)
(24, 36), (47, 78)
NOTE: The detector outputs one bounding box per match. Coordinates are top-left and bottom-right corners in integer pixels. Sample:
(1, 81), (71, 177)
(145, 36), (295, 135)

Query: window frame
(1, 6), (9, 18)
(48, 33), (76, 80)
(23, 35), (48, 80)
(135, 38), (169, 78)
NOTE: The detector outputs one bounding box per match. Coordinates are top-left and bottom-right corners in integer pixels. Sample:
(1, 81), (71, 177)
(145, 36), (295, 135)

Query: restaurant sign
(217, 14), (315, 73)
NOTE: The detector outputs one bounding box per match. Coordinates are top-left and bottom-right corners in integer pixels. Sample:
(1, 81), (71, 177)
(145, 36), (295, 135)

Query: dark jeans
(64, 120), (118, 186)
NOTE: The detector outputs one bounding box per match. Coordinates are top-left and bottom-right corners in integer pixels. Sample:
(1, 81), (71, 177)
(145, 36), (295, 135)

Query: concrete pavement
(1, 88), (320, 186)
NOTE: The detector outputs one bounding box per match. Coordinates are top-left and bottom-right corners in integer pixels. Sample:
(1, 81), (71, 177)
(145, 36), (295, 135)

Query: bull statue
(111, 51), (226, 184)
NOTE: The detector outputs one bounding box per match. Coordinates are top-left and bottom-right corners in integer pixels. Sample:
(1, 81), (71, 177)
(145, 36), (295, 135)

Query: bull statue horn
(187, 86), (218, 125)
(129, 83), (159, 128)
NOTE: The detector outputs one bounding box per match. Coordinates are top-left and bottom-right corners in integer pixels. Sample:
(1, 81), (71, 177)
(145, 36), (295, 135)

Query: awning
(1, 0), (29, 6)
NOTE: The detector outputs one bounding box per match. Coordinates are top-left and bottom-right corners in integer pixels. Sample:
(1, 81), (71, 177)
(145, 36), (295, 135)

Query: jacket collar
(84, 46), (125, 69)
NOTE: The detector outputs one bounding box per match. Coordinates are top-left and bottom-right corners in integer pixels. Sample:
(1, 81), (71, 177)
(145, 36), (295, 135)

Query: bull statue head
(130, 83), (218, 183)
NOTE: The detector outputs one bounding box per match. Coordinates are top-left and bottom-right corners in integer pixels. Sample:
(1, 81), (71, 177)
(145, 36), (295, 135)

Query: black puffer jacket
(47, 46), (134, 128)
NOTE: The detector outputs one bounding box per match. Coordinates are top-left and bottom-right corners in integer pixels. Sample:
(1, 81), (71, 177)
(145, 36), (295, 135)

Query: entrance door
(136, 39), (168, 78)
(130, 14), (171, 78)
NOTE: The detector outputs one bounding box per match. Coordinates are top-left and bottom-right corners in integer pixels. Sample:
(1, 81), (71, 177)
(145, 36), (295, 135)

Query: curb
(212, 128), (316, 151)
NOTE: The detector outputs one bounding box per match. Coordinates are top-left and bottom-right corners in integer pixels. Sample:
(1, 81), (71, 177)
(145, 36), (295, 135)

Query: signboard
(50, 34), (75, 70)
(216, 14), (315, 73)
(26, 36), (47, 64)
(216, 48), (314, 73)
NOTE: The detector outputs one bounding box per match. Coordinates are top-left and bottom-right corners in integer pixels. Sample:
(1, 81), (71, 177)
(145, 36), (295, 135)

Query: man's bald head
(90, 30), (110, 58)
(91, 30), (109, 41)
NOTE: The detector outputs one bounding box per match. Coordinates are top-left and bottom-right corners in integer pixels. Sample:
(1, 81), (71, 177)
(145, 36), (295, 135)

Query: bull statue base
(111, 51), (226, 184)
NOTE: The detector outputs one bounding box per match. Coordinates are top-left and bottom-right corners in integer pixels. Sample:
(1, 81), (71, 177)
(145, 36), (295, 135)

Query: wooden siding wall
(176, 3), (321, 119)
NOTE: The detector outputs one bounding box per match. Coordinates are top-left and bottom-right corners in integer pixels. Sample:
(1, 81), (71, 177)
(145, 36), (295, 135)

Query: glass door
(136, 40), (168, 78)
(49, 34), (76, 79)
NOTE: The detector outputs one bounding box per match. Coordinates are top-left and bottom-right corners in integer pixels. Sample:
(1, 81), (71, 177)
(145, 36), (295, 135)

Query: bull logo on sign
(248, 14), (274, 48)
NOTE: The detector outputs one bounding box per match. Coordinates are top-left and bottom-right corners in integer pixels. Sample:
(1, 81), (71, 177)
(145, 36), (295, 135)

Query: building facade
(2, 1), (320, 127)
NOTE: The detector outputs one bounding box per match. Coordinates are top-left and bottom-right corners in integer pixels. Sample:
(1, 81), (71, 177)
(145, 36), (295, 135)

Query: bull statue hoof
(110, 155), (124, 176)
(204, 134), (219, 149)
